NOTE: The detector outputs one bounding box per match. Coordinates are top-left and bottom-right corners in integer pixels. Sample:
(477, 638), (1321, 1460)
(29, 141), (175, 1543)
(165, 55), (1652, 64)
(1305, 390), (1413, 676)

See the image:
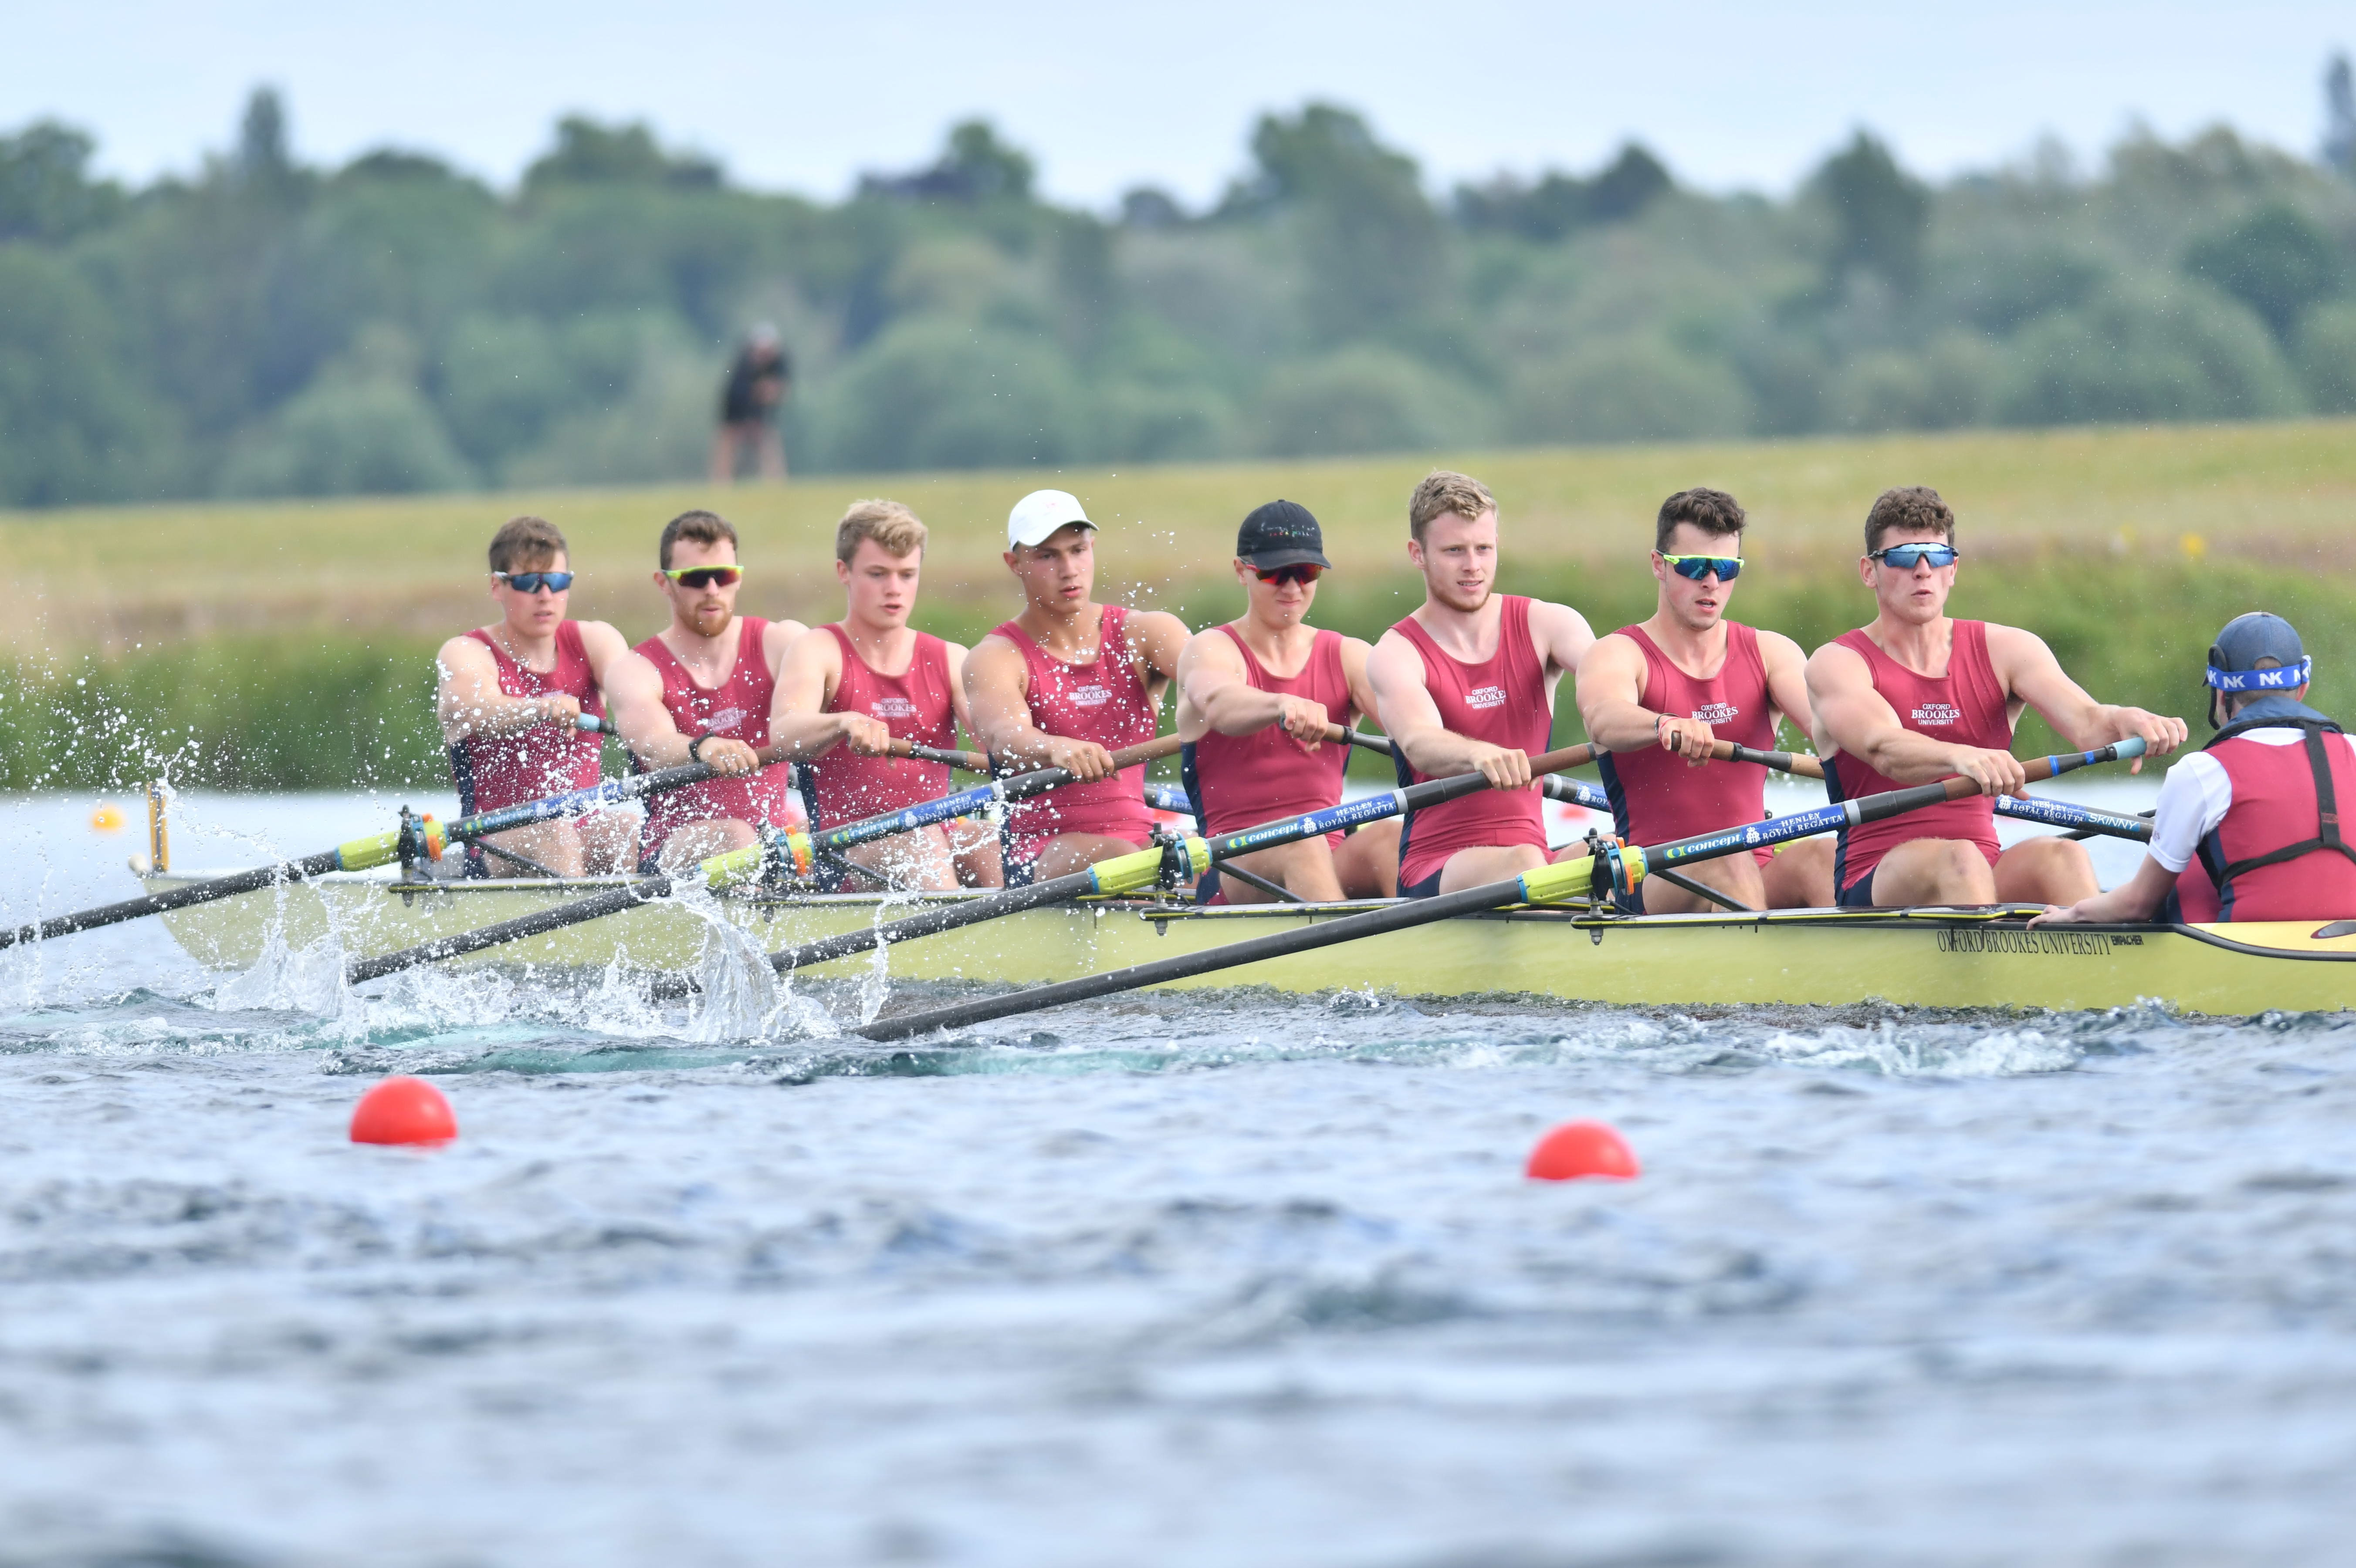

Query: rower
(1805, 485), (2185, 906)
(2034, 613), (2356, 927)
(1575, 487), (1835, 912)
(434, 515), (634, 877)
(1174, 500), (1400, 903)
(604, 509), (810, 873)
(768, 499), (1002, 890)
(1368, 470), (1596, 897)
(964, 489), (1188, 884)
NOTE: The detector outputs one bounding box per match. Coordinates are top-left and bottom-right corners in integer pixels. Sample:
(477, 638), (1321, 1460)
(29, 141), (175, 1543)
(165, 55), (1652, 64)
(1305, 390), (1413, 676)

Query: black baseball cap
(1237, 499), (1332, 570)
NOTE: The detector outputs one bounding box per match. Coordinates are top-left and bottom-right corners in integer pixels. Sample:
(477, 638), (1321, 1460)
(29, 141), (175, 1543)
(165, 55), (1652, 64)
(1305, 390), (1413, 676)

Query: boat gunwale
(133, 872), (2356, 964)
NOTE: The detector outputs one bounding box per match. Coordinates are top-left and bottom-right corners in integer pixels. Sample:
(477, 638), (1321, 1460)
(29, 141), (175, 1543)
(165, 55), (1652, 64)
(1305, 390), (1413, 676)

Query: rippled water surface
(2, 791), (2353, 1567)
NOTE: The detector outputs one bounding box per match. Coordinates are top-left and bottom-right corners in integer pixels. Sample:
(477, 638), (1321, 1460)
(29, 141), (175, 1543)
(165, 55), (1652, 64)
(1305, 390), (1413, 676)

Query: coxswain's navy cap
(2206, 612), (2312, 693)
(1237, 500), (1332, 570)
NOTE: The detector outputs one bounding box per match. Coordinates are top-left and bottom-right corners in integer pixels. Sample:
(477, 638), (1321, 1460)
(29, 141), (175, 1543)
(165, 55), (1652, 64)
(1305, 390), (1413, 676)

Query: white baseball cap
(1007, 489), (1094, 550)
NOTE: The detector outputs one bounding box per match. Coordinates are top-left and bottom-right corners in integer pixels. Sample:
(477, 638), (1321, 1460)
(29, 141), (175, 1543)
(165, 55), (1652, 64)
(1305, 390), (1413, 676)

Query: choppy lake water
(2, 785), (2352, 1568)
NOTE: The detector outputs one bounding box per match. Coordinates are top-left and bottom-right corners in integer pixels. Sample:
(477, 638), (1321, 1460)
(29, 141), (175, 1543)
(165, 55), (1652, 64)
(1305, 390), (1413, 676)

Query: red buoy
(349, 1076), (457, 1147)
(1526, 1120), (1638, 1181)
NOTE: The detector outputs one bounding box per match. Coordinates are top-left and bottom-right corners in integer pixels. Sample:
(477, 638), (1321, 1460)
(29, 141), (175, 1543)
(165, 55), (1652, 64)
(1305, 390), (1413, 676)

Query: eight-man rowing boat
(134, 868), (2356, 1014)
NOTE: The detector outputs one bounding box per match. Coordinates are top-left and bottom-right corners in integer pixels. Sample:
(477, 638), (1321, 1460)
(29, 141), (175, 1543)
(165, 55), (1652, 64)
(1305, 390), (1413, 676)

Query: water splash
(672, 880), (834, 1044)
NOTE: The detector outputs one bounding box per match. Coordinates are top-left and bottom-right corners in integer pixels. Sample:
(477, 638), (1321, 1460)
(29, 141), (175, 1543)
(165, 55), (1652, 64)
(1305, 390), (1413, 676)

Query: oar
(1995, 797), (2153, 842)
(893, 739), (991, 771)
(1707, 738), (2154, 843)
(852, 737), (2150, 1041)
(759, 742), (1607, 979)
(345, 732), (1191, 983)
(0, 761), (725, 952)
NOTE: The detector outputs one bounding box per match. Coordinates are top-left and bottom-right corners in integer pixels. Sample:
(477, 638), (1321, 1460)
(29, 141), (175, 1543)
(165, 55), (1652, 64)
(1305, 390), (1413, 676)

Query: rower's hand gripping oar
(344, 732), (1192, 983)
(852, 737), (2149, 1041)
(758, 741), (1607, 978)
(0, 760), (728, 953)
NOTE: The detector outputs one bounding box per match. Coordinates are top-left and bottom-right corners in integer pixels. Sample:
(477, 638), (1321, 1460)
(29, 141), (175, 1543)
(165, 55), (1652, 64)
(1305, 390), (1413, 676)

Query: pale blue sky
(8, 2), (2350, 206)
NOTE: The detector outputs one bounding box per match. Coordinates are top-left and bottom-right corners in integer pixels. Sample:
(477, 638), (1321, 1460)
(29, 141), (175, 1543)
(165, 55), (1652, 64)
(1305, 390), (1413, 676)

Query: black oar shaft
(0, 849), (345, 950)
(344, 876), (678, 983)
(856, 875), (1520, 1041)
(1, 761), (724, 955)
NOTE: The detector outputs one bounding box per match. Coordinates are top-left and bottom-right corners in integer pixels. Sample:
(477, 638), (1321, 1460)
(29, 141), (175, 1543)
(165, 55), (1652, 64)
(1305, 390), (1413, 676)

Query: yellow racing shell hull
(137, 872), (2356, 1015)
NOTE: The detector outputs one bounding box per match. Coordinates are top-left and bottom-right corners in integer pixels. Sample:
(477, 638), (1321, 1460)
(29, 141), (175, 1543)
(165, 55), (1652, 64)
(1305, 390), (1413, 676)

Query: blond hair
(1408, 470), (1497, 543)
(835, 498), (928, 564)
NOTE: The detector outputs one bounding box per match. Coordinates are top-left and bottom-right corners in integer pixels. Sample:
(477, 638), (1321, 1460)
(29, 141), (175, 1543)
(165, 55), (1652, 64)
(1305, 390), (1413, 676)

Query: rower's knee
(1883, 838), (1994, 903)
(1997, 835), (2097, 903)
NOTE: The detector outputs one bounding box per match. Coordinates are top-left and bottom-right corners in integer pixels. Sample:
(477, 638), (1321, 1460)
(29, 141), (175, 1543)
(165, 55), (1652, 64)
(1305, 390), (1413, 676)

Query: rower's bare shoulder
(1527, 595), (1596, 643)
(1574, 629), (1643, 680)
(1128, 608), (1193, 662)
(1753, 626), (1808, 666)
(1180, 624), (1247, 671)
(1366, 628), (1424, 686)
(1804, 637), (1871, 693)
(1979, 620), (2057, 670)
(963, 633), (1026, 687)
(435, 632), (491, 674)
(760, 617), (812, 672)
(574, 620), (631, 666)
(780, 623), (843, 673)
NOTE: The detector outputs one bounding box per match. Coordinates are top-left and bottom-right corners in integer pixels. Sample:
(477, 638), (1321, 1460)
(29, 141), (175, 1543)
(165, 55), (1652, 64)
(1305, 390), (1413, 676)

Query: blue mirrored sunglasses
(1868, 543), (1959, 570)
(496, 570), (575, 593)
(1659, 553), (1742, 582)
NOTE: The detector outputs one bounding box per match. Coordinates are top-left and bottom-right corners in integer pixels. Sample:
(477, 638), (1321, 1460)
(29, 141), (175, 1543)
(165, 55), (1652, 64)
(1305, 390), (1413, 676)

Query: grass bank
(4, 419), (2352, 791)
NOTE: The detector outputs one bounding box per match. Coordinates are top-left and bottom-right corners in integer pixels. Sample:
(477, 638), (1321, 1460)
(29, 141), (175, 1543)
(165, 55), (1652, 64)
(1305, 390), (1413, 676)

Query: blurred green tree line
(7, 81), (2356, 509)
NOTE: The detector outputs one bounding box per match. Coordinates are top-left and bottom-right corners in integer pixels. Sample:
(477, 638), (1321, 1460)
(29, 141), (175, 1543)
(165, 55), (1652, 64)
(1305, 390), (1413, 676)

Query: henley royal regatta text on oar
(851, 737), (2152, 1041)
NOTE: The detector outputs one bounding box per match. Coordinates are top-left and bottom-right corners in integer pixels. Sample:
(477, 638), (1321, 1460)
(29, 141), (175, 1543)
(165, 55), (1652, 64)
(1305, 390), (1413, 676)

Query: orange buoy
(1525, 1120), (1638, 1182)
(350, 1076), (458, 1147)
(89, 803), (125, 832)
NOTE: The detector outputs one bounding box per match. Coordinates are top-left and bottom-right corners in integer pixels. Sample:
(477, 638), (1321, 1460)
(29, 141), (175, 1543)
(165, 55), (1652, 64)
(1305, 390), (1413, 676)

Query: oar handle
(1940, 736), (2150, 800)
(1531, 741), (1601, 774)
(574, 713), (618, 734)
(890, 739), (992, 771)
(1107, 733), (1185, 769)
(1715, 740), (1825, 778)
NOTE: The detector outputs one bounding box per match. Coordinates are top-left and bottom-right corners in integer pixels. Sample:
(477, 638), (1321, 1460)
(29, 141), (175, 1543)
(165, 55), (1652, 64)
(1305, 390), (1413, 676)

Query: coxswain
(604, 510), (809, 872)
(1806, 486), (2185, 906)
(768, 499), (1002, 890)
(964, 489), (1188, 883)
(435, 515), (633, 877)
(1575, 487), (1835, 912)
(1368, 471), (1596, 897)
(2034, 613), (2356, 927)
(1174, 500), (1400, 902)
